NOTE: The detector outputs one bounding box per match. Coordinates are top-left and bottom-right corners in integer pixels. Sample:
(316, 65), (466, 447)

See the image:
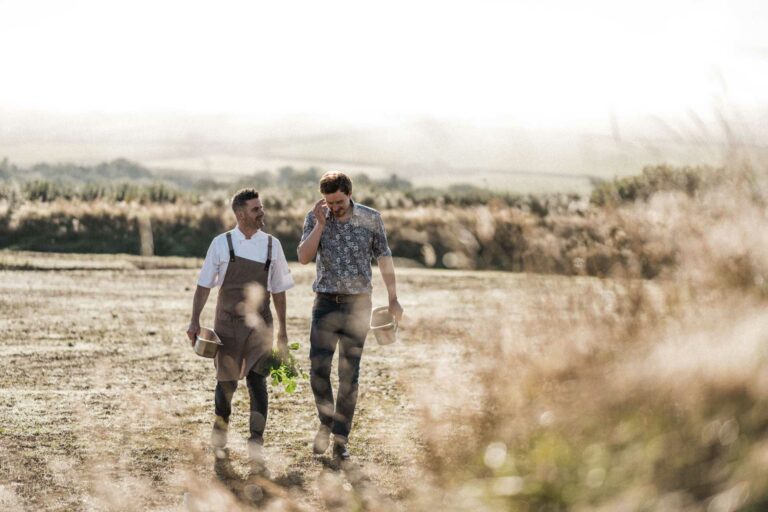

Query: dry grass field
(3, 172), (768, 512)
(0, 250), (594, 511)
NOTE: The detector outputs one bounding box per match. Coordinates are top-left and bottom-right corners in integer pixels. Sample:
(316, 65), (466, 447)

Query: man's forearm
(190, 285), (211, 322)
(378, 256), (404, 321)
(272, 291), (288, 334)
(377, 256), (398, 301)
(297, 225), (323, 264)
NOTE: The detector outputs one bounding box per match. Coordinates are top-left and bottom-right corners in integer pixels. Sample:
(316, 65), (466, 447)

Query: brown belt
(316, 292), (370, 304)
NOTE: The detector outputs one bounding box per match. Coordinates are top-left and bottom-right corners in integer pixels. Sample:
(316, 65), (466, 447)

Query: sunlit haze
(1, 0), (767, 186)
(2, 0), (766, 126)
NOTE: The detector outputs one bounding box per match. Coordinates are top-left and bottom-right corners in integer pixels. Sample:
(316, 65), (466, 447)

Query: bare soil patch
(0, 251), (590, 511)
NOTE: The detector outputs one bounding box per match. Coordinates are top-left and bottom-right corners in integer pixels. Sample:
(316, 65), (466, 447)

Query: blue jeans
(309, 293), (372, 442)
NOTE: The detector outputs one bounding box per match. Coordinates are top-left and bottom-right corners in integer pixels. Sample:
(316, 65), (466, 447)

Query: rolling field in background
(6, 114), (759, 195)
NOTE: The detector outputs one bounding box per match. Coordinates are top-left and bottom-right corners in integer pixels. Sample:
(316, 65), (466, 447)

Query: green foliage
(151, 212), (226, 256)
(265, 343), (307, 394)
(277, 166), (321, 188)
(18, 179), (191, 203)
(3, 158), (196, 203)
(591, 164), (722, 206)
(27, 158), (153, 182)
(2, 157), (548, 209)
(4, 210), (140, 253)
(373, 173), (413, 191)
(0, 157), (17, 181)
(0, 158), (721, 278)
(449, 390), (768, 510)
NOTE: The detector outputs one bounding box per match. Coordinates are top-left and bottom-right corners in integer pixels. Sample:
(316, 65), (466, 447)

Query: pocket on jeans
(352, 297), (372, 316)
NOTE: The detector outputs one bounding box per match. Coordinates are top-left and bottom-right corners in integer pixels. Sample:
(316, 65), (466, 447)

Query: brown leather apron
(213, 232), (273, 381)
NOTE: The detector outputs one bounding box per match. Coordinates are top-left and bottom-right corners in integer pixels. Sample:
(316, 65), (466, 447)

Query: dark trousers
(214, 369), (268, 442)
(309, 294), (372, 442)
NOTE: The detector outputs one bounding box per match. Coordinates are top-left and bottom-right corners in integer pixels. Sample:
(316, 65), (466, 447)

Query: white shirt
(197, 227), (294, 293)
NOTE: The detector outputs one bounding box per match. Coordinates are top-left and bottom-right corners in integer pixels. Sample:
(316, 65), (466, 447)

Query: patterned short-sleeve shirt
(301, 200), (392, 294)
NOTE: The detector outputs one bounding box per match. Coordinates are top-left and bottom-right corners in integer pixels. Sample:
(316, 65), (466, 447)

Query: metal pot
(370, 306), (398, 346)
(194, 327), (223, 358)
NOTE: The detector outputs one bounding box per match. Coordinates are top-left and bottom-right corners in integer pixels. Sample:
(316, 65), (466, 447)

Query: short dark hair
(231, 188), (259, 212)
(319, 171), (352, 195)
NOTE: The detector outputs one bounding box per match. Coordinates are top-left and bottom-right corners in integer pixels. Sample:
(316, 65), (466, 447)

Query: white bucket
(370, 306), (398, 346)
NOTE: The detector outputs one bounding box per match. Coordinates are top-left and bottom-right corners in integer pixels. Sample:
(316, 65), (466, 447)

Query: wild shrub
(415, 158), (768, 510)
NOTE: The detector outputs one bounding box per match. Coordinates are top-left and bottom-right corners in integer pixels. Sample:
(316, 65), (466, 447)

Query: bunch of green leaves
(266, 342), (307, 393)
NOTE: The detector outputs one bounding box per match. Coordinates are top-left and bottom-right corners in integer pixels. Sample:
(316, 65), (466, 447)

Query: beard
(247, 216), (265, 230)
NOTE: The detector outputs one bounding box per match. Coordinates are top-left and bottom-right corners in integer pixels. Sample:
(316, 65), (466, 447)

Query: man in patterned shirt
(298, 171), (404, 462)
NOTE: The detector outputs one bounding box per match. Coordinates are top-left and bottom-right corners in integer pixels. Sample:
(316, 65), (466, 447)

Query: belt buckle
(335, 294), (343, 304)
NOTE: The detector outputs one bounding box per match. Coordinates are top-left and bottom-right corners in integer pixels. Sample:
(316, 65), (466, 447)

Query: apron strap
(226, 232), (236, 262)
(264, 235), (272, 271)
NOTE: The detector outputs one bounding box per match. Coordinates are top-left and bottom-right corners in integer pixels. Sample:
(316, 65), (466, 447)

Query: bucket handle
(370, 306), (398, 331)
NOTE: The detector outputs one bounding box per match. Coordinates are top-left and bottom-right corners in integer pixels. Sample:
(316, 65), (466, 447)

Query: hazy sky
(1, 0), (766, 129)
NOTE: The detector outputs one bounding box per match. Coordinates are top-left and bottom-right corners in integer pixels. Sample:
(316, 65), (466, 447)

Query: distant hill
(2, 110), (766, 194)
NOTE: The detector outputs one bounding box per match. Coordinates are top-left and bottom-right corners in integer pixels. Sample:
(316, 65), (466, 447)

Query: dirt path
(0, 251), (581, 511)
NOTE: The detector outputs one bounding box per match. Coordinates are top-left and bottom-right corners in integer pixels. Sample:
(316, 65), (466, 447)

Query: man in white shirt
(186, 188), (294, 477)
